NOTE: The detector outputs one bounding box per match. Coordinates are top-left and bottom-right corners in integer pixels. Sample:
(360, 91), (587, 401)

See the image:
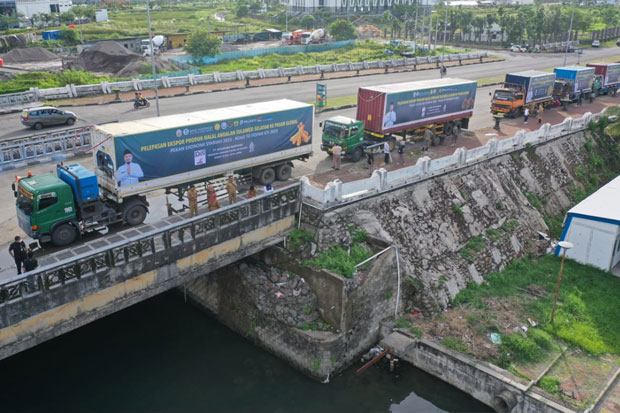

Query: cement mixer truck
(303, 28), (327, 44)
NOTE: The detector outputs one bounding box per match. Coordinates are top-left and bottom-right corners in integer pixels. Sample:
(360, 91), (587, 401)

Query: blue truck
(553, 66), (595, 101)
(13, 100), (314, 246)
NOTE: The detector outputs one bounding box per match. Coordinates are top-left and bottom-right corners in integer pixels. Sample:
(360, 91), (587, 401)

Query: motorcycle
(134, 98), (150, 109)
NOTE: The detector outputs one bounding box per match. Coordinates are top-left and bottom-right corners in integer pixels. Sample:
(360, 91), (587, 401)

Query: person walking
(383, 141), (392, 165)
(397, 139), (405, 165)
(423, 127), (433, 152)
(577, 92), (583, 106)
(537, 105), (544, 124)
(523, 107), (530, 124)
(187, 184), (198, 217)
(332, 144), (342, 170)
(226, 175), (237, 204)
(439, 64), (447, 78)
(23, 251), (38, 272)
(8, 235), (28, 275)
(247, 185), (257, 199)
(207, 183), (220, 211)
(367, 151), (374, 176)
(451, 126), (459, 146)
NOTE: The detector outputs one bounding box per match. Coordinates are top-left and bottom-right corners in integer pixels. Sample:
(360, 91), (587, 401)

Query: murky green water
(0, 292), (491, 412)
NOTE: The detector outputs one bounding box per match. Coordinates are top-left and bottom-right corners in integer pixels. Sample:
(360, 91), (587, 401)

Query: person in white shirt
(383, 141), (392, 164)
(523, 107), (530, 124)
(117, 149), (144, 186)
(384, 102), (397, 128)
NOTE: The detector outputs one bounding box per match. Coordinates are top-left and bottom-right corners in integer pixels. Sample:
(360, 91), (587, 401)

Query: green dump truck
(320, 78), (477, 161)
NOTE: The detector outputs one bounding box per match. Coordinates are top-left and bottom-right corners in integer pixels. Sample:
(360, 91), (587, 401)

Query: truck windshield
(493, 91), (513, 101)
(323, 123), (348, 139)
(16, 190), (34, 216)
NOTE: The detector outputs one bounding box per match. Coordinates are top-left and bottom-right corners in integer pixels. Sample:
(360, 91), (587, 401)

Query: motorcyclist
(134, 92), (147, 106)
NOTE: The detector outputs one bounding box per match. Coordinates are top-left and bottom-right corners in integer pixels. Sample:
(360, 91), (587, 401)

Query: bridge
(0, 185), (300, 361)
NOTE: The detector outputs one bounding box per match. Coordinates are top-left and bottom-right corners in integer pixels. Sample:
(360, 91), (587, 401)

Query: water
(0, 292), (491, 412)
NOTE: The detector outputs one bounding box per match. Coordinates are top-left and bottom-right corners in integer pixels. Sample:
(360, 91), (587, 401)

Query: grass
(304, 244), (372, 278)
(0, 70), (113, 94)
(287, 229), (313, 251)
(453, 255), (620, 357)
(442, 337), (469, 353)
(460, 236), (486, 262)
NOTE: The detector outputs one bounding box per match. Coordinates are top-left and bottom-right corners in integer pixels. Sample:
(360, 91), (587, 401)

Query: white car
(510, 45), (523, 52)
(592, 40), (600, 47)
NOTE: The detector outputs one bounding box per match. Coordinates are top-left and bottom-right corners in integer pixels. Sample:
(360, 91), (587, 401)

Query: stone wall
(301, 130), (618, 314)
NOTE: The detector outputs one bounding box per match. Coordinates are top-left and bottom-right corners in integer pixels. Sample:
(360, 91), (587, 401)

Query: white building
(557, 175), (620, 276)
(15, 0), (72, 18)
(283, 0), (441, 12)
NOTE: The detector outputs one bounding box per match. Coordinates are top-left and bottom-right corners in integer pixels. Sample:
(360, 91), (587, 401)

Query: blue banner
(526, 74), (555, 103)
(576, 68), (594, 93)
(113, 106), (312, 187)
(383, 82), (477, 130)
(605, 64), (620, 86)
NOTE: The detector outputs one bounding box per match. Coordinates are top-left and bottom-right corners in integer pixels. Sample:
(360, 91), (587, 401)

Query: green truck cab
(14, 172), (77, 245)
(320, 116), (370, 162)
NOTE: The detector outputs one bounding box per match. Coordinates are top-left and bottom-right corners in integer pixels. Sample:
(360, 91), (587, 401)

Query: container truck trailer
(490, 71), (556, 117)
(320, 78), (477, 161)
(553, 66), (595, 101)
(587, 62), (620, 96)
(13, 99), (314, 246)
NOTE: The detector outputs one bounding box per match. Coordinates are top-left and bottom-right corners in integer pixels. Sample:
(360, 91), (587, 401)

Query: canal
(0, 292), (491, 412)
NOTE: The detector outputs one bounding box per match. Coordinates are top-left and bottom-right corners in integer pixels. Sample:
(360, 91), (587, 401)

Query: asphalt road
(2, 47), (620, 140)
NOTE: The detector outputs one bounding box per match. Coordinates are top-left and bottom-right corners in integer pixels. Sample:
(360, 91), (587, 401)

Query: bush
(539, 376), (561, 395)
(304, 244), (372, 278)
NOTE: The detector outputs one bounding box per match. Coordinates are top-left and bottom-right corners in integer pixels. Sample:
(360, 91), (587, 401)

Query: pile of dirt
(73, 40), (179, 77)
(1, 47), (59, 63)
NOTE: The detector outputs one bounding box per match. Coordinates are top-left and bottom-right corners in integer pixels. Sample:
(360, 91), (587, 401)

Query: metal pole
(354, 245), (401, 318)
(442, 1), (448, 58)
(146, 0), (160, 117)
(551, 248), (567, 322)
(413, 1), (418, 46)
(563, 4), (575, 67)
(285, 11), (288, 33)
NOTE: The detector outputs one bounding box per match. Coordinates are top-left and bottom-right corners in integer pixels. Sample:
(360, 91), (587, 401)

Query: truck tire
(349, 147), (364, 162)
(257, 167), (275, 185)
(51, 223), (77, 246)
(275, 164), (292, 181)
(124, 204), (147, 225)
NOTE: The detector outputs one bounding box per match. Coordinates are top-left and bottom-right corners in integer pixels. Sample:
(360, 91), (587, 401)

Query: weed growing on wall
(304, 244), (372, 278)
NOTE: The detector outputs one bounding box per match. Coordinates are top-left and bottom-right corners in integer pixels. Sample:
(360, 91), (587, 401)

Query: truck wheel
(275, 164), (292, 181)
(349, 147), (364, 162)
(257, 167), (275, 185)
(124, 204), (147, 225)
(52, 224), (77, 246)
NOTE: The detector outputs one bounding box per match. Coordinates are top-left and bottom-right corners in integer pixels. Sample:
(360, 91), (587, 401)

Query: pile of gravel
(1, 47), (59, 63)
(76, 41), (139, 74)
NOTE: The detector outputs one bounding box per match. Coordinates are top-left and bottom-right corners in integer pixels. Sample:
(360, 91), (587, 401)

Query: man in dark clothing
(23, 251), (38, 272)
(9, 235), (28, 275)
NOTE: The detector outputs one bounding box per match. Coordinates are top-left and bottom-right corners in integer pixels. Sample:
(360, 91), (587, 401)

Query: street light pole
(563, 4), (575, 67)
(442, 1), (448, 59)
(146, 0), (160, 117)
(551, 241), (574, 323)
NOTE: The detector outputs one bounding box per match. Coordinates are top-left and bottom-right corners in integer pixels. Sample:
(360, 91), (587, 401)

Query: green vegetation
(287, 229), (313, 251)
(305, 244), (372, 278)
(539, 376), (561, 396)
(185, 30), (221, 64)
(442, 337), (469, 353)
(460, 236), (486, 262)
(0, 70), (112, 95)
(485, 229), (501, 243)
(453, 256), (620, 359)
(328, 19), (357, 41)
(394, 316), (423, 337)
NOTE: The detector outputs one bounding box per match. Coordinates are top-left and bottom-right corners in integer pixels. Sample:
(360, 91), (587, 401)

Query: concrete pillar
(487, 138), (498, 156)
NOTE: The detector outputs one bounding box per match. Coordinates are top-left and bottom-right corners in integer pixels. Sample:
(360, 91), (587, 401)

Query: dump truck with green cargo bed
(321, 78), (477, 161)
(13, 99), (314, 246)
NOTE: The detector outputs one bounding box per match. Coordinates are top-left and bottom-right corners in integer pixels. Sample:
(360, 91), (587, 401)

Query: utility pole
(146, 0), (160, 117)
(207, 15), (210, 35)
(413, 1), (418, 46)
(442, 0), (448, 58)
(563, 3), (575, 67)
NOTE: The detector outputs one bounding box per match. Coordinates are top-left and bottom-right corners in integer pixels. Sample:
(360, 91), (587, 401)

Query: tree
(59, 27), (78, 44)
(328, 19), (357, 41)
(185, 30), (221, 64)
(300, 14), (315, 30)
(236, 4), (249, 18)
(59, 10), (76, 24)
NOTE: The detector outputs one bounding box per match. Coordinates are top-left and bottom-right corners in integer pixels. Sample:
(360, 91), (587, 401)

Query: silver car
(21, 107), (77, 130)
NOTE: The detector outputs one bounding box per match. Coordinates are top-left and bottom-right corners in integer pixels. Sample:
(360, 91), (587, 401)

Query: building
(95, 8), (108, 22)
(15, 0), (73, 18)
(557, 175), (620, 276)
(283, 0), (442, 12)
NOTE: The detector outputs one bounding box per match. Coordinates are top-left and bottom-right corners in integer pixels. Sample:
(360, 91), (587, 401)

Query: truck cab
(320, 116), (366, 162)
(491, 84), (525, 117)
(13, 172), (77, 243)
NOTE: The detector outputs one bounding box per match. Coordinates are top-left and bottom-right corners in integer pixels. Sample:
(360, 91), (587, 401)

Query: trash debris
(527, 318), (537, 327)
(275, 282), (286, 287)
(275, 291), (284, 298)
(292, 289), (301, 297)
(485, 133), (498, 136)
(521, 325), (528, 333)
(490, 333), (502, 344)
(537, 231), (550, 241)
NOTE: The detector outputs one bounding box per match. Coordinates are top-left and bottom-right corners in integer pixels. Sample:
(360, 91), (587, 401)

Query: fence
(173, 40), (356, 65)
(0, 51), (489, 107)
(300, 106), (617, 209)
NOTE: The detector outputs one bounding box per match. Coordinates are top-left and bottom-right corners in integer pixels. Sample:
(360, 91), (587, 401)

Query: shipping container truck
(490, 71), (556, 117)
(553, 66), (595, 101)
(587, 62), (620, 96)
(13, 99), (313, 246)
(320, 78), (477, 161)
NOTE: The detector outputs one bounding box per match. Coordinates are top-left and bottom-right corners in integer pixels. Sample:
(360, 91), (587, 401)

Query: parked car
(616, 39), (620, 46)
(592, 40), (600, 47)
(510, 44), (522, 52)
(21, 107), (77, 130)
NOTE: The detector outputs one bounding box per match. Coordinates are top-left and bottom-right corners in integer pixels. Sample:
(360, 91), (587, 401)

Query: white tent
(557, 175), (620, 276)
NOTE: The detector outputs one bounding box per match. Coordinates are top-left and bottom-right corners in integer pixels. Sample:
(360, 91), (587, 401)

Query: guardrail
(301, 105), (617, 209)
(0, 52), (489, 106)
(0, 184), (300, 313)
(0, 126), (92, 168)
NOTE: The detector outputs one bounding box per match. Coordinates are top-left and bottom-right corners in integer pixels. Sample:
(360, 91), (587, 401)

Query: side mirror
(319, 122), (323, 128)
(489, 92), (492, 96)
(11, 183), (15, 191)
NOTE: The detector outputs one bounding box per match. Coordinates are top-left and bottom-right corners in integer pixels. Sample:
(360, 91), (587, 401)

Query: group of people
(523, 104), (545, 125)
(8, 236), (37, 275)
(186, 175), (273, 218)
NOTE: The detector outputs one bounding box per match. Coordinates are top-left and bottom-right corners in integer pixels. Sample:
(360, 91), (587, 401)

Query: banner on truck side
(113, 106), (313, 187)
(575, 68), (595, 93)
(525, 74), (555, 104)
(383, 82), (477, 130)
(605, 64), (620, 86)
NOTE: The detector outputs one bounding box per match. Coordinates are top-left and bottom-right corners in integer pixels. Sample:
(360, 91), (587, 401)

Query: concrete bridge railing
(0, 184), (300, 360)
(301, 105), (618, 209)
